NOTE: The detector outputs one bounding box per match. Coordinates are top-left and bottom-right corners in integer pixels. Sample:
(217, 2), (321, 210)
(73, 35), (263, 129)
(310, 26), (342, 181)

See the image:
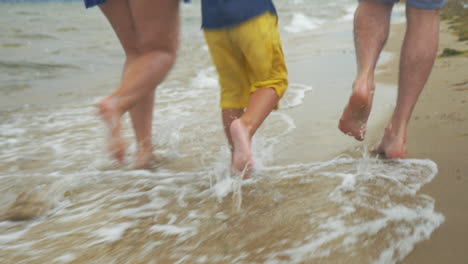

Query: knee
(139, 41), (177, 69)
(149, 49), (177, 71)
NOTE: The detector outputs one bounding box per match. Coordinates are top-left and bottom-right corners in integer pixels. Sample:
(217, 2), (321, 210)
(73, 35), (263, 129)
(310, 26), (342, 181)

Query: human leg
(339, 0), (393, 141)
(98, 0), (179, 165)
(129, 90), (155, 169)
(375, 5), (440, 158)
(230, 88), (279, 175)
(230, 12), (287, 176)
(112, 0), (179, 111)
(222, 108), (244, 150)
(203, 29), (251, 170)
(98, 0), (136, 163)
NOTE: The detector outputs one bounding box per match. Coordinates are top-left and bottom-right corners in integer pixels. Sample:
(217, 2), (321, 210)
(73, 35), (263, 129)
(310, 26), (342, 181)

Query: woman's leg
(129, 90), (155, 169)
(98, 0), (179, 166)
(98, 0), (138, 163)
(127, 0), (179, 168)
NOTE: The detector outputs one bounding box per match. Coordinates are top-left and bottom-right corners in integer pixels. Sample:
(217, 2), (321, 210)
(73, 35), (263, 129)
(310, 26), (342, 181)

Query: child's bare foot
(230, 119), (253, 179)
(98, 96), (126, 163)
(339, 78), (374, 141)
(373, 126), (406, 159)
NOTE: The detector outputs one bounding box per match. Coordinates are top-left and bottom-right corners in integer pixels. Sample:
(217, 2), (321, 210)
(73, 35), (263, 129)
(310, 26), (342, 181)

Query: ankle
(354, 74), (375, 92)
(137, 139), (153, 153)
(385, 123), (406, 142)
(237, 117), (254, 139)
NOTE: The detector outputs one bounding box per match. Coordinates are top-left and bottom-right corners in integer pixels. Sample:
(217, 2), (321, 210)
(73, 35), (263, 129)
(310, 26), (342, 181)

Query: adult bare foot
(373, 126), (406, 159)
(98, 96), (126, 163)
(339, 78), (374, 141)
(134, 148), (155, 169)
(230, 119), (253, 179)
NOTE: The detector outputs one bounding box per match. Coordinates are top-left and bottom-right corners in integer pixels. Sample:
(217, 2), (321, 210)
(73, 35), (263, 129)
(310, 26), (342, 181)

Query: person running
(339, 0), (444, 158)
(201, 0), (288, 177)
(84, 0), (182, 168)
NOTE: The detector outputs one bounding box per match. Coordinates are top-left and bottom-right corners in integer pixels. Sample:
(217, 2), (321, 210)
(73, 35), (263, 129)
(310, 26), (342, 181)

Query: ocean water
(0, 1), (443, 263)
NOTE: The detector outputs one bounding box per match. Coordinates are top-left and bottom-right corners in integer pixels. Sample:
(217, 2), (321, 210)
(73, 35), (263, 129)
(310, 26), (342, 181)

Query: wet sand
(374, 22), (468, 263)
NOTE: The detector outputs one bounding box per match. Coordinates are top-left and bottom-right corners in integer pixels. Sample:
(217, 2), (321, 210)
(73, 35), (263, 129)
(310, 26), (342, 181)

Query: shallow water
(0, 1), (443, 263)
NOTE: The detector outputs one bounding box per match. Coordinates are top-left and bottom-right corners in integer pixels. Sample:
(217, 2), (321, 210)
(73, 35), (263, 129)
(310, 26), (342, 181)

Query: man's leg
(375, 5), (440, 158)
(339, 0), (393, 141)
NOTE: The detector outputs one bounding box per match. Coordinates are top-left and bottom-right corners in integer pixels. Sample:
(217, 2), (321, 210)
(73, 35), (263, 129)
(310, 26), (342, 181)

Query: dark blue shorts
(84, 0), (106, 8)
(84, 0), (191, 9)
(84, 0), (105, 8)
(358, 0), (445, 10)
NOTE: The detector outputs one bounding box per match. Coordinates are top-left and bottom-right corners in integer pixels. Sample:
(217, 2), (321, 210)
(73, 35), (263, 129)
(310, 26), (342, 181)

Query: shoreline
(375, 21), (468, 263)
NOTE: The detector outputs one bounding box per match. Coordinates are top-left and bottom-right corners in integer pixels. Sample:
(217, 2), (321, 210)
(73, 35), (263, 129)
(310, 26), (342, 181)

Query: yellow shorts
(204, 12), (288, 109)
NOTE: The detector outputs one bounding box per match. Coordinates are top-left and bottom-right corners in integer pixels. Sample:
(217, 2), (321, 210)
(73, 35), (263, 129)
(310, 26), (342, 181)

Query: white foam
(150, 224), (195, 236)
(375, 204), (444, 263)
(191, 67), (218, 89)
(53, 253), (76, 263)
(0, 229), (29, 244)
(118, 200), (169, 218)
(281, 83), (313, 109)
(285, 13), (324, 33)
(92, 222), (134, 244)
(0, 124), (26, 137)
(212, 176), (233, 200)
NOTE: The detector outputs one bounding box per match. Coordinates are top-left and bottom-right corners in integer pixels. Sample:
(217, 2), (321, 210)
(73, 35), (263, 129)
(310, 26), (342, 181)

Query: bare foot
(98, 96), (126, 163)
(338, 79), (374, 141)
(134, 149), (155, 169)
(230, 119), (253, 179)
(373, 127), (406, 159)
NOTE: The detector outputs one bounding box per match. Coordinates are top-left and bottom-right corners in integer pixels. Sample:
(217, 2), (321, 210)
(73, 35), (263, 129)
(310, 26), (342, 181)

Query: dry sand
(374, 21), (468, 264)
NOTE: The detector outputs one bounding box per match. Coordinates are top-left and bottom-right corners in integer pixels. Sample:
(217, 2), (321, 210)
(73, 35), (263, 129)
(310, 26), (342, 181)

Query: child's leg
(229, 12), (288, 177)
(230, 87), (279, 175)
(203, 30), (252, 170)
(222, 108), (244, 151)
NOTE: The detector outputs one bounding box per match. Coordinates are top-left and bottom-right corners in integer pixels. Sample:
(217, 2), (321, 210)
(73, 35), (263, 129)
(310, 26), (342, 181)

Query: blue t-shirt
(201, 0), (277, 29)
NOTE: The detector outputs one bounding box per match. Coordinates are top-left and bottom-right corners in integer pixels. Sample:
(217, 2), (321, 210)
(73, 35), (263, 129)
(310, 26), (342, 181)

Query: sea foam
(285, 13), (324, 33)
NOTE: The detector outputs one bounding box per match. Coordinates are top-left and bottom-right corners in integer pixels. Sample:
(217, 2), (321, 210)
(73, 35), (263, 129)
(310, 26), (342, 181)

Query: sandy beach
(374, 21), (468, 263)
(0, 1), (466, 263)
